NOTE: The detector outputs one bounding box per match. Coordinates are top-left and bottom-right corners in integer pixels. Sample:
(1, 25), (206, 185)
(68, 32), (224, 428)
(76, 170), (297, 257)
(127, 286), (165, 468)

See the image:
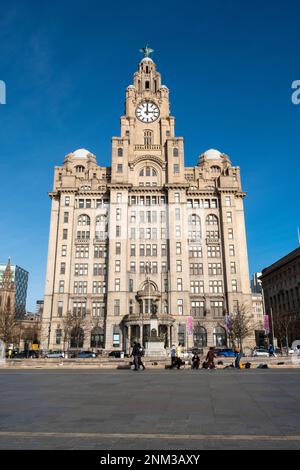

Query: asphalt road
(0, 369), (300, 450)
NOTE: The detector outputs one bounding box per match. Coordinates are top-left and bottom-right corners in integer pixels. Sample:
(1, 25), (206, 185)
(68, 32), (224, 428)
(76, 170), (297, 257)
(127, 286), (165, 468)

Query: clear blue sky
(0, 0), (299, 311)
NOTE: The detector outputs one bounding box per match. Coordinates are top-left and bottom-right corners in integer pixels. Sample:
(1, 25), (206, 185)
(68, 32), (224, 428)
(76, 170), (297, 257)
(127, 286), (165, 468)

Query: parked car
(12, 350), (39, 359)
(252, 347), (269, 357)
(108, 351), (128, 358)
(45, 350), (65, 358)
(216, 348), (236, 358)
(75, 351), (97, 358)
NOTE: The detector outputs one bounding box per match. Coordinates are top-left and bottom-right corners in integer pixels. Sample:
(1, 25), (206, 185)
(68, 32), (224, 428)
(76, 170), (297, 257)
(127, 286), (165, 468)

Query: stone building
(261, 247), (300, 344)
(0, 262), (28, 317)
(42, 50), (253, 353)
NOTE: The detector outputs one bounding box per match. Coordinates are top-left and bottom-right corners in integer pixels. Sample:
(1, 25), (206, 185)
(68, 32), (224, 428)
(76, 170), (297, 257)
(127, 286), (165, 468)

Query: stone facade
(42, 53), (254, 353)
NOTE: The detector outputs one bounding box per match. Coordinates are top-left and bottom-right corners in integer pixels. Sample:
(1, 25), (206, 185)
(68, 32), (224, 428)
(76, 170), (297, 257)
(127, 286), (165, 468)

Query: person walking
(268, 344), (276, 357)
(137, 342), (145, 370)
(176, 343), (183, 369)
(170, 344), (176, 368)
(206, 347), (216, 369)
(131, 341), (140, 371)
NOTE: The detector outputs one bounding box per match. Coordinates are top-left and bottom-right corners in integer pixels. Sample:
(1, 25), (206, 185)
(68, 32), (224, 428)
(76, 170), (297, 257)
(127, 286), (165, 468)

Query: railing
(134, 144), (161, 151)
(75, 238), (90, 244)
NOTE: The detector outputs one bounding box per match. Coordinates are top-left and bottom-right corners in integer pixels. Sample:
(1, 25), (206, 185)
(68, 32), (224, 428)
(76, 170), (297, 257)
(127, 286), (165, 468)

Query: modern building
(261, 247), (300, 344)
(0, 262), (28, 318)
(42, 49), (254, 353)
(251, 272), (262, 294)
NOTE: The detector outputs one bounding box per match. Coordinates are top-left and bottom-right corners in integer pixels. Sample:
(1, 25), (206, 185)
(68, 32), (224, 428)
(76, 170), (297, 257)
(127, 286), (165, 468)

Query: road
(0, 369), (300, 450)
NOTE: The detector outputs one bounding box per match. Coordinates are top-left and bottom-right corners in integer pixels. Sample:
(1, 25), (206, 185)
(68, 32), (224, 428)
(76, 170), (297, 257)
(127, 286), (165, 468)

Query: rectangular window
(190, 280), (204, 294)
(57, 301), (63, 318)
(60, 263), (66, 275)
(152, 244), (157, 256)
(78, 199), (84, 208)
(117, 193), (122, 203)
(116, 242), (121, 255)
(225, 196), (231, 206)
(115, 278), (120, 291)
(65, 196), (70, 206)
(177, 278), (183, 291)
(114, 300), (120, 316)
(208, 263), (222, 275)
(230, 261), (236, 274)
(62, 229), (68, 240)
(177, 260), (182, 272)
(228, 228), (234, 239)
(161, 244), (167, 256)
(191, 300), (205, 317)
(189, 246), (202, 258)
(209, 280), (223, 293)
(63, 212), (69, 223)
(116, 208), (121, 221)
(61, 245), (67, 257)
(162, 261), (167, 273)
(190, 263), (204, 275)
(229, 245), (235, 256)
(176, 242), (181, 255)
(55, 328), (62, 345)
(227, 211), (232, 223)
(211, 301), (224, 317)
(178, 324), (185, 346)
(173, 164), (180, 174)
(130, 262), (136, 273)
(207, 246), (221, 258)
(117, 164), (123, 173)
(115, 260), (121, 272)
(116, 225), (121, 237)
(177, 299), (183, 316)
(232, 279), (238, 292)
(130, 244), (136, 256)
(129, 279), (134, 292)
(59, 280), (64, 293)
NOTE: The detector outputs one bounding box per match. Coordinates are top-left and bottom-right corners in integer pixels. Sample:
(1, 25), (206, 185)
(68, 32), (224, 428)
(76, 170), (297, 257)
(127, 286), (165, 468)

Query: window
(86, 199), (92, 208)
(144, 130), (153, 146)
(174, 193), (180, 203)
(115, 278), (120, 291)
(190, 263), (203, 275)
(117, 148), (123, 157)
(93, 263), (105, 275)
(225, 196), (231, 206)
(65, 196), (70, 206)
(60, 263), (66, 275)
(116, 208), (121, 221)
(114, 300), (120, 316)
(189, 246), (202, 258)
(59, 280), (64, 293)
(194, 326), (207, 347)
(94, 245), (107, 258)
(76, 246), (89, 258)
(130, 211), (136, 223)
(61, 245), (67, 257)
(229, 245), (235, 256)
(173, 164), (180, 174)
(175, 208), (180, 220)
(227, 211), (232, 223)
(116, 225), (121, 237)
(213, 326), (227, 347)
(207, 245), (221, 257)
(55, 328), (62, 345)
(130, 262), (136, 273)
(211, 301), (224, 317)
(117, 164), (123, 173)
(190, 280), (204, 294)
(129, 279), (134, 292)
(113, 326), (120, 347)
(64, 212), (69, 223)
(209, 280), (223, 293)
(230, 261), (236, 274)
(78, 214), (90, 226)
(161, 244), (167, 256)
(191, 301), (205, 317)
(178, 324), (185, 346)
(92, 303), (103, 318)
(177, 278), (183, 291)
(176, 260), (182, 272)
(206, 214), (218, 225)
(173, 148), (179, 157)
(175, 225), (181, 238)
(116, 242), (121, 255)
(78, 199), (84, 208)
(152, 244), (157, 256)
(176, 242), (181, 255)
(177, 299), (183, 315)
(208, 263), (222, 275)
(57, 301), (63, 318)
(130, 244), (136, 257)
(232, 279), (238, 292)
(115, 260), (121, 272)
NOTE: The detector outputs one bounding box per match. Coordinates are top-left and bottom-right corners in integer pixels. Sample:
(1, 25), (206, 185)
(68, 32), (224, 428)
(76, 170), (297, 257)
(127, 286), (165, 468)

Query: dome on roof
(160, 85), (168, 89)
(203, 148), (223, 160)
(141, 57), (153, 63)
(72, 148), (93, 159)
(127, 85), (135, 89)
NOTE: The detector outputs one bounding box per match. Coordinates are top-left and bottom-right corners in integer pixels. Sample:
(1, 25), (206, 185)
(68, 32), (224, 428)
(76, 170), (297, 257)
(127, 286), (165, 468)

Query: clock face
(136, 101), (160, 123)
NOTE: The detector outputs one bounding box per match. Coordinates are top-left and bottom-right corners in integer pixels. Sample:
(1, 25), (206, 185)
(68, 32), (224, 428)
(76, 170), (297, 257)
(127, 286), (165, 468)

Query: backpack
(139, 347), (144, 356)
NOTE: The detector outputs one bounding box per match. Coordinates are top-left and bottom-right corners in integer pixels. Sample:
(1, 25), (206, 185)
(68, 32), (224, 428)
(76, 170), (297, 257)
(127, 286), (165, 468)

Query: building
(261, 247), (300, 344)
(0, 261), (28, 318)
(42, 49), (254, 353)
(0, 260), (15, 322)
(251, 272), (262, 294)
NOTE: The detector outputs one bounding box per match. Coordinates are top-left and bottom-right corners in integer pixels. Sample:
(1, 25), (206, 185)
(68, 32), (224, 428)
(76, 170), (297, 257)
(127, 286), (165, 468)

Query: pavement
(0, 369), (300, 450)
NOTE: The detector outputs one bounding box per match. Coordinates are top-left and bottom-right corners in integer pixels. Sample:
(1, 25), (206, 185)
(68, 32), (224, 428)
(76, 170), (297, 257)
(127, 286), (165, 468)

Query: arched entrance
(90, 327), (104, 348)
(213, 326), (227, 347)
(193, 326), (207, 348)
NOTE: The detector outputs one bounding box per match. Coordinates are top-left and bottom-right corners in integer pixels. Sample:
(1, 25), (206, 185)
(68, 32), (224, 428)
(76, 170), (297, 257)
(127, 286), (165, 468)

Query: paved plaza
(0, 369), (300, 450)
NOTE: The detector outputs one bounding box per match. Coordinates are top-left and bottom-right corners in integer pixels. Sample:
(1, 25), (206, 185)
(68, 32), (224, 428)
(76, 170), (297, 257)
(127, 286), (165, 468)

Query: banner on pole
(263, 315), (270, 335)
(187, 316), (193, 335)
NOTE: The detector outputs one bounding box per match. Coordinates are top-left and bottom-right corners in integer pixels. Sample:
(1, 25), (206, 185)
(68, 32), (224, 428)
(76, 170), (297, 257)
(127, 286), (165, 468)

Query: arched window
(206, 214), (218, 226)
(78, 214), (90, 226)
(117, 148), (123, 157)
(173, 148), (179, 157)
(139, 166), (157, 177)
(144, 130), (153, 146)
(213, 326), (227, 347)
(211, 165), (221, 173)
(70, 327), (84, 348)
(188, 214), (201, 241)
(75, 165), (85, 173)
(91, 327), (104, 348)
(193, 326), (207, 348)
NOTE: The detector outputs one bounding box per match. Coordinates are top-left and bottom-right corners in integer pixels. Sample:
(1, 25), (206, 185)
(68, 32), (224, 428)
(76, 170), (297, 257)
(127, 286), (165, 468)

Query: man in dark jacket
(131, 342), (140, 370)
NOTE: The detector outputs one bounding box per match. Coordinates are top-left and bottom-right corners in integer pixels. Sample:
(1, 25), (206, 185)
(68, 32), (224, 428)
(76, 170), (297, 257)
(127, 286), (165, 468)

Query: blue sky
(0, 0), (299, 311)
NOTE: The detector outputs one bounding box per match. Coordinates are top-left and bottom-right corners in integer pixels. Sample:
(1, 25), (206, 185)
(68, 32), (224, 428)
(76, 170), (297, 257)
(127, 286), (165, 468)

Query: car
(108, 351), (129, 358)
(45, 351), (65, 358)
(216, 348), (236, 358)
(12, 350), (39, 359)
(75, 351), (97, 358)
(252, 347), (269, 357)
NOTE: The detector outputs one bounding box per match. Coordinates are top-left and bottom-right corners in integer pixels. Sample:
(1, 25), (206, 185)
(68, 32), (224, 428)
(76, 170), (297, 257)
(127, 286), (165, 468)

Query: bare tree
(62, 311), (87, 351)
(227, 303), (254, 351)
(0, 313), (21, 345)
(272, 311), (293, 356)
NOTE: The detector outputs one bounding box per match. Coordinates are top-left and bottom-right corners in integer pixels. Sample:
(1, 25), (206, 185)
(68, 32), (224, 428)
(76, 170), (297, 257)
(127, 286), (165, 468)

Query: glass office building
(0, 264), (29, 317)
